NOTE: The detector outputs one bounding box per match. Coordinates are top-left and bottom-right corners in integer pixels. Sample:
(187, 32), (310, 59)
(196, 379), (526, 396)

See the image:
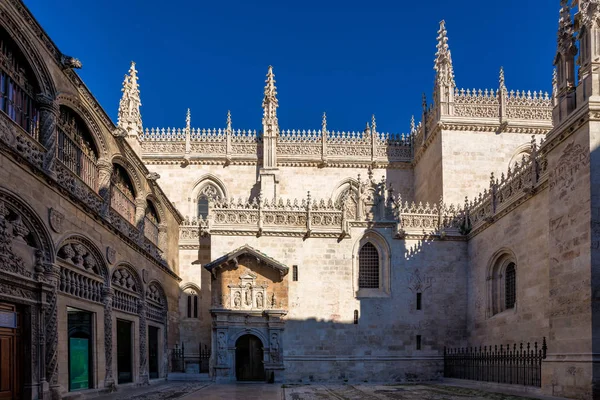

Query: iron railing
(171, 343), (210, 374)
(444, 338), (547, 387)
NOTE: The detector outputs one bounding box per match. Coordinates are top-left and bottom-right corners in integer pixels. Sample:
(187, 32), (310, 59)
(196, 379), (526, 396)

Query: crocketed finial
(434, 20), (455, 87)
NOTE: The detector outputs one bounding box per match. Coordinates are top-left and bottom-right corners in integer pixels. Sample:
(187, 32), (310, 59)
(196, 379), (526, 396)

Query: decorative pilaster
(321, 112), (328, 166)
(370, 115), (377, 165)
(499, 67), (508, 125)
(103, 287), (115, 390)
(225, 111), (232, 165)
(36, 94), (59, 178)
(554, 0), (577, 124)
(43, 264), (61, 398)
(137, 299), (149, 384)
(433, 20), (455, 119)
(97, 158), (113, 218)
(184, 109), (191, 163)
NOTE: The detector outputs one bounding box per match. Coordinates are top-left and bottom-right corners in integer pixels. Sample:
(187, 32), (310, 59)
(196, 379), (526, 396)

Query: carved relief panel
(227, 273), (268, 311)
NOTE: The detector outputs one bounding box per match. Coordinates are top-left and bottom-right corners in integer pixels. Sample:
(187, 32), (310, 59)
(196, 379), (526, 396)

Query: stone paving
(93, 382), (559, 400)
(283, 384), (542, 400)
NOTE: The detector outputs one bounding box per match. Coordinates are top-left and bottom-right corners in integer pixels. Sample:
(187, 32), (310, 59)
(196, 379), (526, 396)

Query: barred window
(505, 263), (516, 309)
(186, 291), (198, 318)
(111, 164), (136, 224)
(358, 242), (379, 289)
(57, 107), (98, 190)
(0, 27), (39, 138)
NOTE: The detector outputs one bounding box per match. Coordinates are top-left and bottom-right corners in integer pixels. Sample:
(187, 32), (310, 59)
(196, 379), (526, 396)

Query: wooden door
(235, 335), (265, 381)
(0, 303), (19, 400)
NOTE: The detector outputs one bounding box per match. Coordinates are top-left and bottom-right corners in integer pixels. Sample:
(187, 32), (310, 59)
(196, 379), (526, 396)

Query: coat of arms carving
(48, 207), (64, 233)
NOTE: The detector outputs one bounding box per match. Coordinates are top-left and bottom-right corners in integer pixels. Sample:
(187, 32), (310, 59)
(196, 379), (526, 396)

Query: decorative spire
(552, 68), (558, 101)
(117, 61), (143, 140)
(186, 108), (191, 131)
(434, 20), (455, 88)
(577, 0), (600, 30)
(557, 0), (575, 55)
(410, 116), (416, 133)
(371, 114), (377, 135)
(322, 112), (327, 133)
(499, 67), (507, 92)
(262, 66), (279, 169)
(226, 110), (232, 132)
(262, 66), (279, 137)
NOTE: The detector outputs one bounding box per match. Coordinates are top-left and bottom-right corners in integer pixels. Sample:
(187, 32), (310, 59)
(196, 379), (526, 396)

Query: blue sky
(24, 0), (556, 134)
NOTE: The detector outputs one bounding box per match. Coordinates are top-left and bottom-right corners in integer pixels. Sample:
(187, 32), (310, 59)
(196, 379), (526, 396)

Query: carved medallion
(48, 208), (64, 233)
(106, 246), (116, 265)
(142, 269), (149, 284)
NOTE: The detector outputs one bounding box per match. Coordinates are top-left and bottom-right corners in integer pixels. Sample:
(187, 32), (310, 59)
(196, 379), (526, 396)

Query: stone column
(137, 299), (149, 384)
(158, 222), (168, 252)
(43, 264), (61, 399)
(97, 159), (113, 218)
(135, 197), (147, 242)
(36, 94), (59, 178)
(103, 287), (115, 390)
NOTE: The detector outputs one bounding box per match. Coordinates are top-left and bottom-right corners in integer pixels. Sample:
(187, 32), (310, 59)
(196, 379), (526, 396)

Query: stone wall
(466, 188), (549, 345)
(209, 228), (468, 382)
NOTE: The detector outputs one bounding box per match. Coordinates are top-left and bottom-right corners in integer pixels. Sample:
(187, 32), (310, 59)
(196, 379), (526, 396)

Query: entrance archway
(235, 334), (265, 381)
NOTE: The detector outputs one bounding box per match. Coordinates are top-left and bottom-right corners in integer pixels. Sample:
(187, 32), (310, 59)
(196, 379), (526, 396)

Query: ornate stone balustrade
(506, 90), (552, 120)
(179, 190), (465, 241)
(0, 111), (170, 271)
(465, 137), (549, 236)
(454, 88), (500, 118)
(141, 127), (414, 164)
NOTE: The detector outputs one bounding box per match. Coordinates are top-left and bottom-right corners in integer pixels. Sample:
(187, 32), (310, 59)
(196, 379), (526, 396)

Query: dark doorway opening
(148, 326), (159, 379)
(67, 307), (93, 392)
(235, 334), (265, 381)
(0, 302), (21, 400)
(117, 320), (133, 384)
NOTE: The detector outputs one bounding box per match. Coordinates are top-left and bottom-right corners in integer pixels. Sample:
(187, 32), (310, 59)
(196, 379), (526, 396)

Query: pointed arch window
(144, 200), (160, 245)
(505, 263), (516, 310)
(186, 289), (198, 319)
(111, 164), (136, 224)
(358, 242), (379, 289)
(0, 27), (39, 138)
(57, 106), (98, 190)
(197, 184), (219, 219)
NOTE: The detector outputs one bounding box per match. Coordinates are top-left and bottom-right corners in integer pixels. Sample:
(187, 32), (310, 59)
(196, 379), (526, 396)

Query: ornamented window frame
(189, 175), (227, 219)
(352, 231), (391, 298)
(486, 249), (517, 318)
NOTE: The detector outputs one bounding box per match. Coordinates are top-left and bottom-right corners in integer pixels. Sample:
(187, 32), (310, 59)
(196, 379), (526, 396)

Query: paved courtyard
(95, 382), (563, 400)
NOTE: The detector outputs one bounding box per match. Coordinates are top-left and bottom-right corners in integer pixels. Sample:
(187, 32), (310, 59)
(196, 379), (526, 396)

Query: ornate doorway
(235, 335), (265, 381)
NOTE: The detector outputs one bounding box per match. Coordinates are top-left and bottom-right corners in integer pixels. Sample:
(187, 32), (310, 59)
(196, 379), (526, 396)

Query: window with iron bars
(0, 28), (39, 139)
(505, 263), (516, 309)
(358, 242), (379, 289)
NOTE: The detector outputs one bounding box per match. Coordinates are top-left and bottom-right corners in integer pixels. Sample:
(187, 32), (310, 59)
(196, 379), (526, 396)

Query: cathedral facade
(2, 0), (600, 399)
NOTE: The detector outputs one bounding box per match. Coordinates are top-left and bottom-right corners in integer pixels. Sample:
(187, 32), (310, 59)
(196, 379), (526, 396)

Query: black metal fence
(171, 343), (211, 373)
(444, 338), (547, 387)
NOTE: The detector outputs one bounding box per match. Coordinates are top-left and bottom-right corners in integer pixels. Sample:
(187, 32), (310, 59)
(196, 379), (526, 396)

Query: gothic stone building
(3, 0), (600, 399)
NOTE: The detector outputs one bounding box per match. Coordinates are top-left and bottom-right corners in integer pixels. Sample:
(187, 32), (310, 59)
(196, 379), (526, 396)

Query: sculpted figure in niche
(234, 291), (241, 308)
(270, 333), (280, 362)
(256, 292), (263, 308)
(218, 332), (226, 349)
(245, 284), (252, 306)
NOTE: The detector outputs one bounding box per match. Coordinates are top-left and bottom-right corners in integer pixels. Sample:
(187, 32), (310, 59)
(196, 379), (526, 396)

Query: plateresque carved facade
(3, 0), (600, 399)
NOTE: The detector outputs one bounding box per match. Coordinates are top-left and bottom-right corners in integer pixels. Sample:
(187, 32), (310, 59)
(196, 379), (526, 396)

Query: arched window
(487, 251), (517, 317)
(111, 164), (136, 224)
(186, 289), (198, 319)
(57, 106), (98, 190)
(358, 242), (379, 289)
(144, 200), (160, 245)
(505, 263), (516, 309)
(197, 183), (219, 219)
(0, 27), (39, 138)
